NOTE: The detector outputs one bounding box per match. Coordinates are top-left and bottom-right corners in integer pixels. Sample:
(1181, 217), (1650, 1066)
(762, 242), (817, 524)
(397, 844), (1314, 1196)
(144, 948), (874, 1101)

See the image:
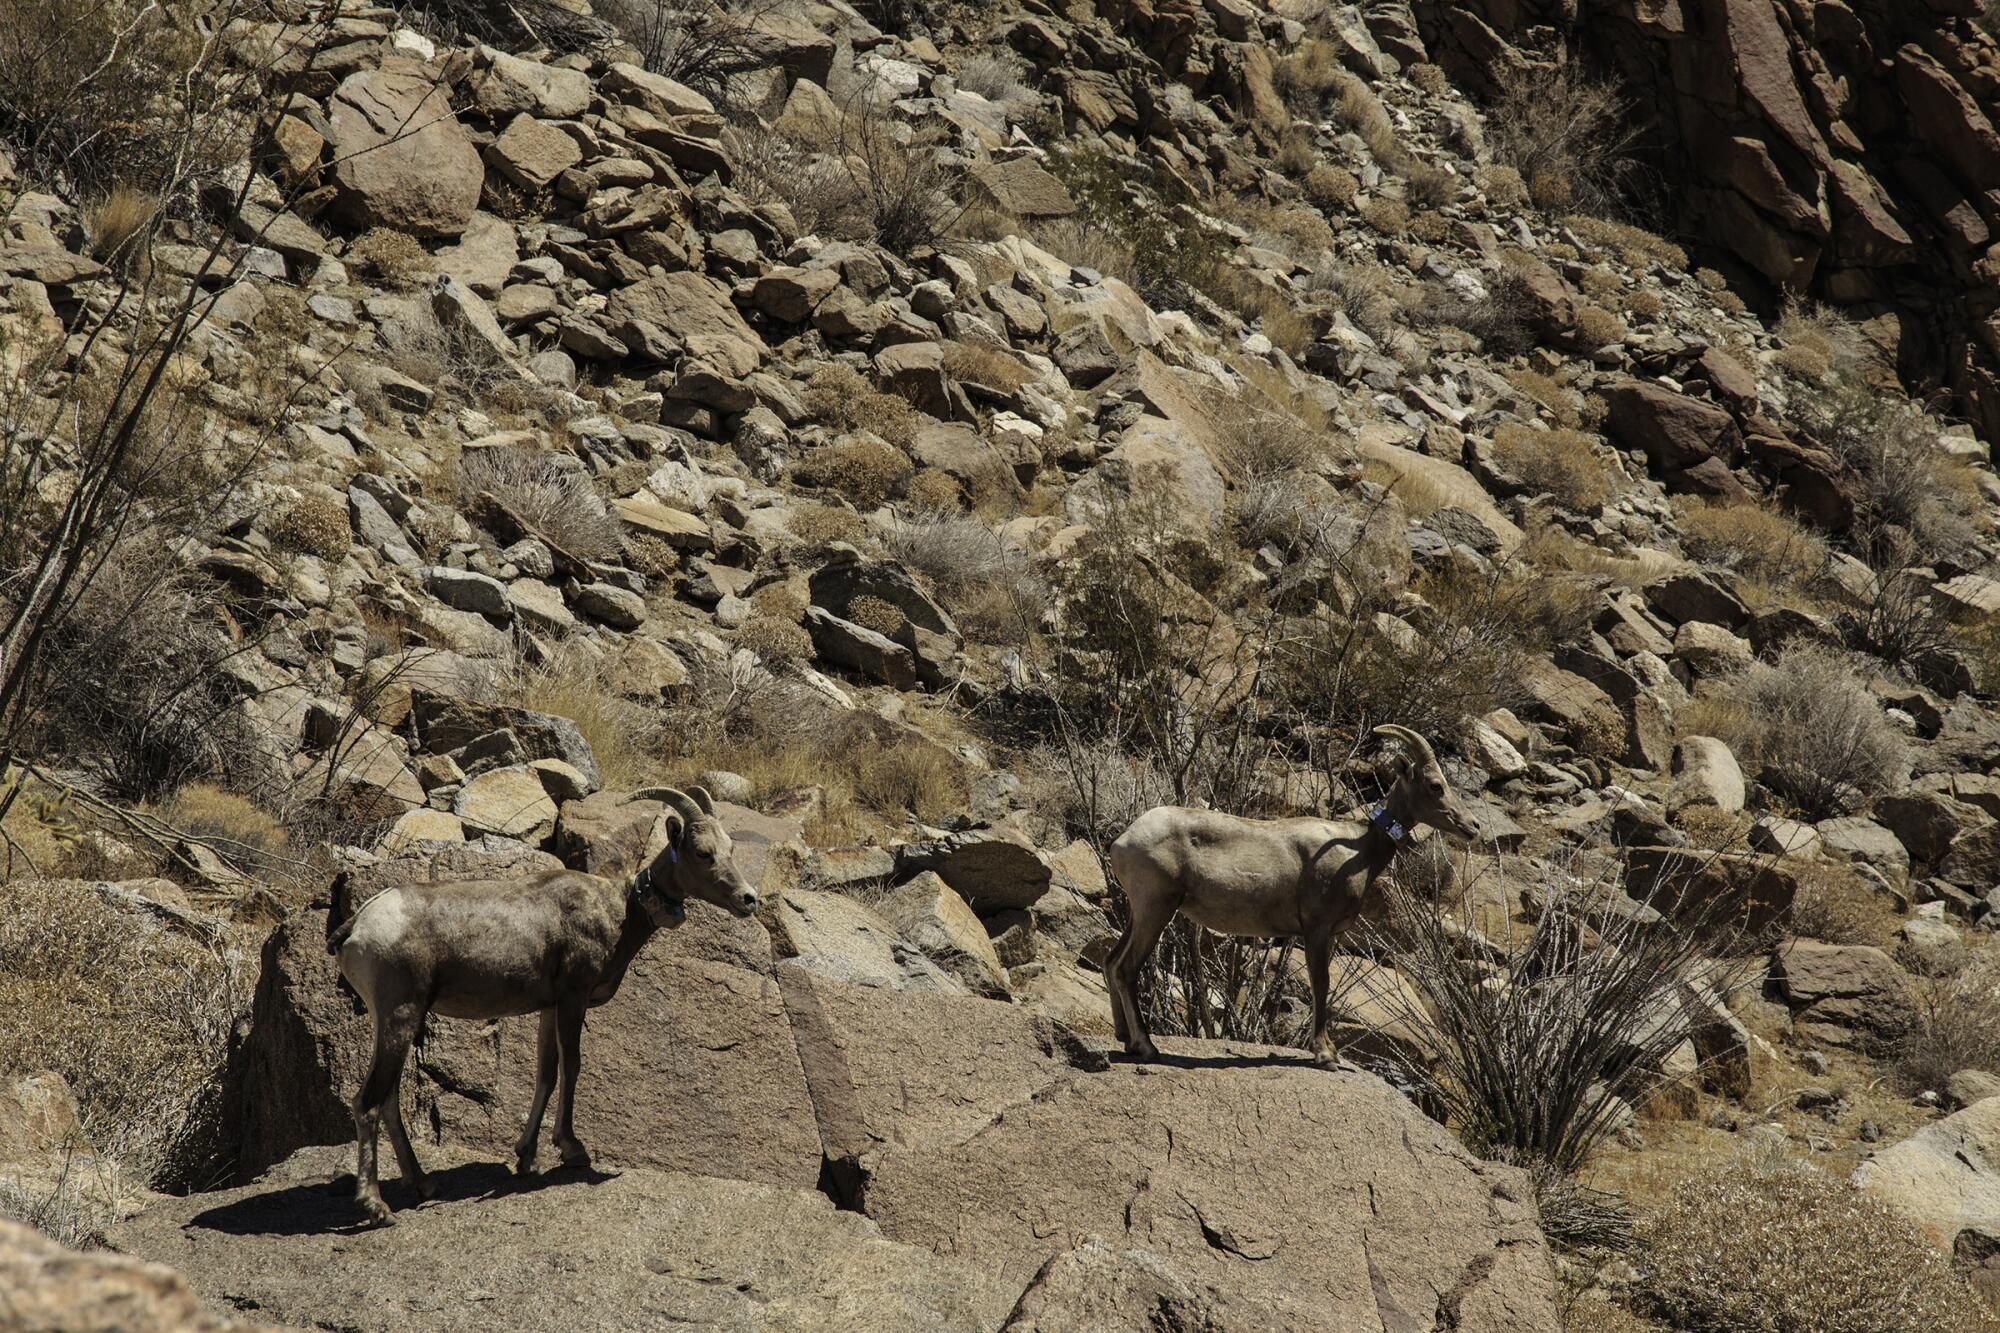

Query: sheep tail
(325, 871), (357, 955)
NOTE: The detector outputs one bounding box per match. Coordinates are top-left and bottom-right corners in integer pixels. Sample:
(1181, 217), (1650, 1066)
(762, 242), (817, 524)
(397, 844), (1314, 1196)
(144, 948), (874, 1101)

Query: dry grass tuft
(1303, 163), (1360, 212)
(0, 880), (240, 1181)
(458, 448), (624, 560)
(270, 495), (352, 561)
(344, 228), (432, 290)
(792, 439), (913, 508)
(1493, 426), (1619, 510)
(503, 645), (668, 791)
(1638, 1160), (1996, 1333)
(1677, 497), (1827, 592)
(1485, 62), (1638, 217)
(803, 363), (922, 451)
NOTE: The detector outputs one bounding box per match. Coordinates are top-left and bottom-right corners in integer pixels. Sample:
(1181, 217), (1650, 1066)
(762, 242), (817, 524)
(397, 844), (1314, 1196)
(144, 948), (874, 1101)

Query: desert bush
(1894, 949), (2000, 1096)
(735, 615), (812, 663)
(1308, 258), (1398, 343)
(1775, 297), (1871, 385)
(1368, 864), (1747, 1172)
(786, 503), (868, 551)
(1638, 1160), (1996, 1333)
(155, 781), (290, 874)
(1401, 270), (1536, 355)
(1565, 215), (1687, 270)
(1493, 425), (1618, 510)
(841, 108), (965, 256)
(0, 1149), (133, 1248)
(504, 644), (668, 790)
(84, 186), (157, 270)
(954, 51), (1034, 116)
(1332, 75), (1406, 170)
(1676, 498), (1827, 592)
(1303, 163), (1360, 213)
(344, 228), (432, 290)
(722, 121), (861, 237)
(1046, 145), (1229, 308)
(1409, 63), (1449, 96)
(1572, 304), (1628, 349)
(1790, 378), (1985, 563)
(1405, 161), (1457, 209)
(941, 341), (1032, 392)
(1475, 163), (1529, 209)
(1625, 289), (1663, 321)
(1508, 368), (1585, 429)
(1702, 643), (1906, 818)
(604, 0), (786, 101)
(1483, 61), (1639, 217)
(888, 513), (1045, 643)
(270, 495), (352, 560)
(1272, 39), (1346, 116)
(1358, 195), (1410, 236)
(791, 439), (913, 507)
(803, 363), (921, 450)
(1274, 126), (1317, 177)
(458, 448), (624, 559)
(1027, 216), (1140, 289)
(903, 467), (965, 511)
(0, 879), (240, 1180)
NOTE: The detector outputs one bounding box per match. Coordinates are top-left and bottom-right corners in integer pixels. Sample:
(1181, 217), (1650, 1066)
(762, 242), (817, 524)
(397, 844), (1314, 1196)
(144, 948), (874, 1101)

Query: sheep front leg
(550, 1000), (592, 1169)
(1304, 933), (1341, 1069)
(513, 1009), (559, 1175)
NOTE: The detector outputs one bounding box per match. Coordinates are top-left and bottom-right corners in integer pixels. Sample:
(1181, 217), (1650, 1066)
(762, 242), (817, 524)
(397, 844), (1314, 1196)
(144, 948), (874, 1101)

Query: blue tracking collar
(1369, 804), (1406, 843)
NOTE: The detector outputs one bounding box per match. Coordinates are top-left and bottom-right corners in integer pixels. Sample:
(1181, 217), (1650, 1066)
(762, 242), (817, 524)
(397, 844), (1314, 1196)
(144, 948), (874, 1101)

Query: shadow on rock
(188, 1160), (615, 1236)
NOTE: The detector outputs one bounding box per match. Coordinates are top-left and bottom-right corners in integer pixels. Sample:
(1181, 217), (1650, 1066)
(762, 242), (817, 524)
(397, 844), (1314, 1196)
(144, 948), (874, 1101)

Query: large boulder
(107, 1146), (1013, 1333)
(2, 1219), (273, 1333)
(1604, 379), (1742, 484)
(1854, 1095), (2000, 1255)
(1770, 941), (1916, 1052)
(326, 67), (483, 238)
(782, 968), (1561, 1332)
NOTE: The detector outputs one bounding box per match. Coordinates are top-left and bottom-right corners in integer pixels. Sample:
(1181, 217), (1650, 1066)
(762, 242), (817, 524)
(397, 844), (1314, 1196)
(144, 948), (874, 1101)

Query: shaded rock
(809, 557), (959, 638)
(896, 827), (1052, 912)
(874, 871), (1011, 998)
(1668, 736), (1745, 814)
(770, 887), (969, 993)
(804, 607), (918, 690)
(1816, 816), (1912, 881)
(1625, 846), (1796, 935)
(1, 1220), (269, 1333)
(1605, 379), (1743, 480)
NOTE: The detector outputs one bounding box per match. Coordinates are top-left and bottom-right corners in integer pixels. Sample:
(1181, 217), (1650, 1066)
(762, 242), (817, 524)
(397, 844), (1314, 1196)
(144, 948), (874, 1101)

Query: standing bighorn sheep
(1106, 726), (1479, 1064)
(325, 786), (756, 1227)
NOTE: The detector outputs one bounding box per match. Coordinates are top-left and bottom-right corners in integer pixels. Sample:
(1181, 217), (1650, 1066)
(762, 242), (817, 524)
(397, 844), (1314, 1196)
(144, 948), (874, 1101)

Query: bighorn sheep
(324, 786), (756, 1226)
(1106, 726), (1478, 1064)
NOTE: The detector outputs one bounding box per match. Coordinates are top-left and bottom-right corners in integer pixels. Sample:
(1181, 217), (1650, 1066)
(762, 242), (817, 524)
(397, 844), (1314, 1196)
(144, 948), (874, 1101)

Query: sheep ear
(687, 785), (715, 815)
(641, 810), (685, 865)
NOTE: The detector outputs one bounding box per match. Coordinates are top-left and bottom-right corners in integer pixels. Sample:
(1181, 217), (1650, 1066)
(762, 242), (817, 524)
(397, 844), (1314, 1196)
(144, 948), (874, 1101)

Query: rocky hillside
(6, 0), (2000, 1329)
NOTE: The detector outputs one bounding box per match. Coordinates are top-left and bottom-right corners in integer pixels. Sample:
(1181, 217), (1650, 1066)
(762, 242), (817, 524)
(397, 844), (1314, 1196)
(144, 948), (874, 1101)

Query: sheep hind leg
(351, 1003), (421, 1226)
(1304, 933), (1345, 1070)
(381, 1039), (434, 1203)
(1104, 917), (1136, 1044)
(550, 1000), (592, 1170)
(513, 1009), (559, 1175)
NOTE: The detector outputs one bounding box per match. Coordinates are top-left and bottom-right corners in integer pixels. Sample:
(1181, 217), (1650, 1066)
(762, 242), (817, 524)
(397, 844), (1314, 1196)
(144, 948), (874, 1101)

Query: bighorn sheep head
(636, 786), (760, 919)
(1371, 725), (1479, 839)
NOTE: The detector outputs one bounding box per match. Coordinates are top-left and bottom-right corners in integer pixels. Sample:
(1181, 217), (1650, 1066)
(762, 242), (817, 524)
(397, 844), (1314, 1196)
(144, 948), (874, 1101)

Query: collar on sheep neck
(628, 857), (682, 928)
(1368, 802), (1409, 848)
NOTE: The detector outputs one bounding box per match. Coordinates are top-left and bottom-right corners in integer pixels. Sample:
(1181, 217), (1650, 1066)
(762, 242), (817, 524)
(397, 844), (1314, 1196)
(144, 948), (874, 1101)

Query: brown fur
(332, 787), (756, 1226)
(1105, 727), (1478, 1064)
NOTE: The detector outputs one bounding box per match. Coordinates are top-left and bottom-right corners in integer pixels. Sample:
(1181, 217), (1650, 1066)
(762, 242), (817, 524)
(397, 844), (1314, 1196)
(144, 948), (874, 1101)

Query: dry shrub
(1701, 643), (1907, 819)
(1333, 75), (1405, 170)
(791, 439), (913, 507)
(1578, 266), (1622, 298)
(736, 615), (812, 663)
(1638, 1160), (1996, 1333)
(748, 582), (806, 621)
(1405, 161), (1457, 209)
(503, 644), (667, 790)
(787, 503), (868, 551)
(1308, 258), (1398, 342)
(1789, 859), (1895, 947)
(1409, 63), (1449, 96)
(1484, 62), (1639, 217)
(1475, 163), (1528, 209)
(1408, 210), (1451, 243)
(1791, 378), (1986, 563)
(903, 466), (965, 511)
(1775, 297), (1871, 385)
(1572, 305), (1628, 348)
(840, 107), (965, 256)
(1029, 216), (1139, 288)
(1493, 425), (1618, 510)
(1274, 126), (1317, 177)
(1402, 271), (1536, 355)
(803, 363), (921, 451)
(954, 51), (1033, 115)
(1272, 39), (1346, 116)
(1895, 949), (2000, 1096)
(0, 879), (240, 1180)
(1625, 289), (1663, 321)
(1677, 498), (1827, 591)
(1565, 215), (1688, 270)
(1508, 368), (1584, 429)
(1696, 267), (1730, 292)
(458, 448), (624, 559)
(155, 782), (290, 873)
(1358, 195), (1410, 236)
(941, 341), (1032, 392)
(84, 185), (156, 267)
(888, 513), (1045, 643)
(845, 594), (905, 638)
(722, 121), (859, 237)
(1521, 519), (1651, 585)
(344, 228), (432, 290)
(1298, 166), (1355, 220)
(270, 495), (352, 560)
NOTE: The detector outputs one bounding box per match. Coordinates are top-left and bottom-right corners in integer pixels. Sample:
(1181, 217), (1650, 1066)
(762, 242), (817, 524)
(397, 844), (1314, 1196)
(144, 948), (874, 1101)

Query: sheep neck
(598, 891), (664, 998)
(1355, 805), (1409, 875)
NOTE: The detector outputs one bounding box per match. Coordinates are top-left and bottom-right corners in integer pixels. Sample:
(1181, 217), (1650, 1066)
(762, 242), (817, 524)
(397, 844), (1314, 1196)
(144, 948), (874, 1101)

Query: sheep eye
(698, 848), (714, 861)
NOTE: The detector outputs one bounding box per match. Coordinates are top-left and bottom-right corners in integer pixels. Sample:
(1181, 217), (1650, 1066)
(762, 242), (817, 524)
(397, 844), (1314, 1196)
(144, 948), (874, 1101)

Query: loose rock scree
(1106, 726), (1480, 1063)
(324, 786), (757, 1226)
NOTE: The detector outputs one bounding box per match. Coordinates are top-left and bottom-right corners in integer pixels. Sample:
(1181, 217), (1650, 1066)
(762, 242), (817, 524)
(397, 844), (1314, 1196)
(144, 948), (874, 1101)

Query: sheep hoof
(512, 1154), (538, 1176)
(413, 1175), (438, 1201)
(358, 1198), (394, 1228)
(1125, 1040), (1159, 1062)
(558, 1144), (592, 1170)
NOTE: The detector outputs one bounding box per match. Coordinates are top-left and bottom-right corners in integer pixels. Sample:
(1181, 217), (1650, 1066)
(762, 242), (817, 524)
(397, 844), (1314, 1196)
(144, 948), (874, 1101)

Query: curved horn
(656, 786), (704, 826)
(1371, 724), (1438, 767)
(687, 785), (716, 815)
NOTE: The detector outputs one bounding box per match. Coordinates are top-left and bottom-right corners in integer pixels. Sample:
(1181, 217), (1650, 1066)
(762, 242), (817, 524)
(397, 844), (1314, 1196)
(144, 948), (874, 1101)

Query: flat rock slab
(107, 1146), (1012, 1333)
